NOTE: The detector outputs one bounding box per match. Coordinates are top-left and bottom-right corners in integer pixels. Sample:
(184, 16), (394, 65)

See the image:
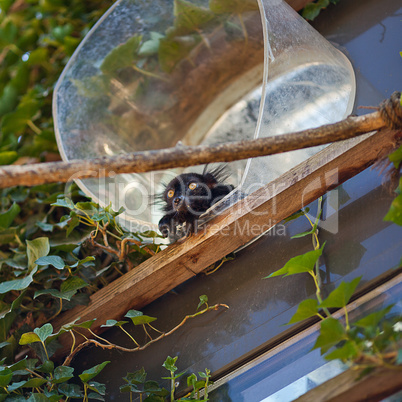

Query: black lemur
(157, 165), (234, 240)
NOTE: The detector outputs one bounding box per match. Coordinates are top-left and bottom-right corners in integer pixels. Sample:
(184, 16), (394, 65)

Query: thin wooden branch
(0, 111), (389, 189)
(62, 303), (228, 366)
(52, 127), (401, 359)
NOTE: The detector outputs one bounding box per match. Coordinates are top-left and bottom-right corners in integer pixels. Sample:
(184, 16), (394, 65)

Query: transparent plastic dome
(53, 0), (355, 232)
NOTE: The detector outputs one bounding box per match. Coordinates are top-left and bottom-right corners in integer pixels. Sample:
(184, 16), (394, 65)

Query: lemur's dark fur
(157, 166), (233, 240)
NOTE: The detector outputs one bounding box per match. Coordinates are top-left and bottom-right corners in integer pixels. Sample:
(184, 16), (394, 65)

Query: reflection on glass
(208, 278), (402, 401)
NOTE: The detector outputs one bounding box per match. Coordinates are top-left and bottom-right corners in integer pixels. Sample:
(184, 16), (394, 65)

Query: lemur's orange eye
(167, 189), (174, 198)
(188, 182), (197, 190)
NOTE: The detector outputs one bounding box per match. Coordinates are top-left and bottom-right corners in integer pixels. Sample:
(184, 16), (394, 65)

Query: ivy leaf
(353, 305), (393, 328)
(100, 35), (142, 75)
(125, 310), (157, 325)
(35, 255), (65, 270)
(1, 99), (40, 135)
(209, 0), (259, 14)
(8, 378), (47, 391)
(287, 299), (319, 324)
(319, 277), (361, 309)
(51, 197), (75, 210)
(58, 383), (83, 398)
(19, 332), (41, 345)
(122, 368), (147, 386)
(162, 356), (178, 373)
(384, 194), (402, 226)
(71, 76), (109, 99)
(283, 208), (308, 224)
(0, 203), (20, 230)
(36, 360), (54, 374)
(197, 295), (208, 310)
(101, 320), (128, 328)
(0, 369), (12, 387)
(79, 361), (110, 383)
(158, 35), (199, 73)
(138, 32), (165, 57)
(0, 267), (37, 294)
(301, 0), (330, 21)
(388, 145), (402, 169)
(51, 366), (74, 384)
(60, 276), (87, 293)
(87, 381), (106, 396)
(172, 0), (216, 36)
(324, 340), (358, 361)
(26, 237), (50, 271)
(33, 323), (53, 342)
(312, 317), (346, 354)
(264, 242), (326, 278)
(59, 318), (96, 333)
(34, 288), (76, 301)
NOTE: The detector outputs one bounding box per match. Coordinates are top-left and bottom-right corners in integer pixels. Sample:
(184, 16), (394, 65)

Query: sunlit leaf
(197, 295), (208, 310)
(162, 356), (178, 373)
(388, 145), (402, 169)
(384, 194), (402, 226)
(26, 237), (50, 271)
(101, 320), (128, 328)
(125, 310), (157, 325)
(312, 317), (346, 354)
(287, 299), (319, 324)
(33, 323), (53, 342)
(324, 340), (358, 361)
(319, 277), (361, 309)
(265, 243), (325, 278)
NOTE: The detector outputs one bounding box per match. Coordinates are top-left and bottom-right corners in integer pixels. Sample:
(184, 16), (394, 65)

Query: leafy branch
(0, 296), (227, 400)
(265, 147), (402, 372)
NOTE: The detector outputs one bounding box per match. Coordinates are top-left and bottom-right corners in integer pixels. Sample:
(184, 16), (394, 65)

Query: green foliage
(301, 0), (340, 21)
(267, 171), (402, 373)
(265, 242), (325, 278)
(0, 0), (113, 161)
(0, 295), (224, 400)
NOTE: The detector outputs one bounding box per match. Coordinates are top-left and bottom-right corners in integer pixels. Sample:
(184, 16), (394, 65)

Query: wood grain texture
(52, 128), (401, 358)
(295, 363), (402, 402)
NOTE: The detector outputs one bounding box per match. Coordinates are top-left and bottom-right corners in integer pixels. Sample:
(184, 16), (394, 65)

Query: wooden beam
(52, 128), (401, 357)
(294, 360), (402, 402)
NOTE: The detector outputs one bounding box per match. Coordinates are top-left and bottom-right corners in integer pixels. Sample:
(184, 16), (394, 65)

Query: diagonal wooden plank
(52, 128), (401, 358)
